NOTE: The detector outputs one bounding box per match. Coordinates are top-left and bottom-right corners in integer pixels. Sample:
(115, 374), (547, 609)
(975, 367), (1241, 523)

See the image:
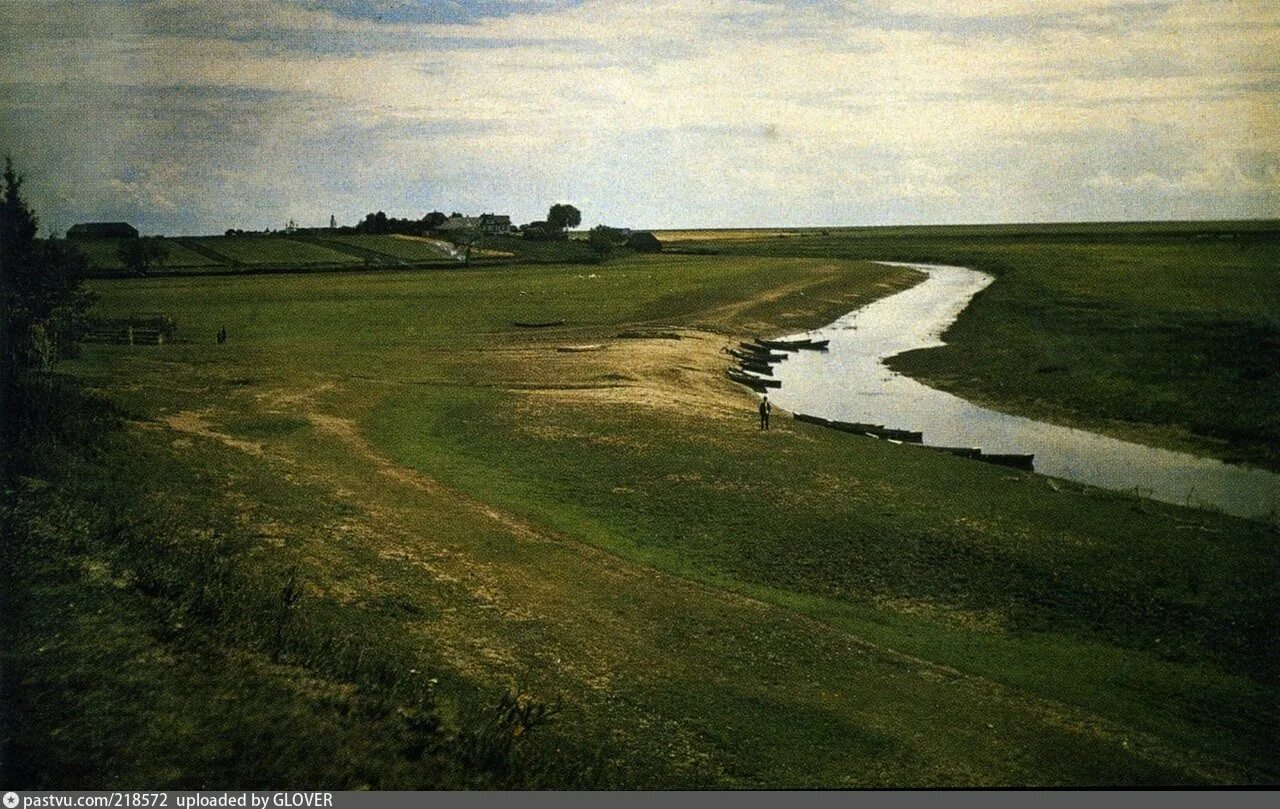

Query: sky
(1, 0), (1278, 235)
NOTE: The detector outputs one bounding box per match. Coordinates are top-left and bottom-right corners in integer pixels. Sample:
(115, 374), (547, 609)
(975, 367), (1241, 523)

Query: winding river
(767, 262), (1280, 523)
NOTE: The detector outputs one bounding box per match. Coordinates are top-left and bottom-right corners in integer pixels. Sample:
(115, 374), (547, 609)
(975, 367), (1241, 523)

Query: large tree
(1, 158), (93, 374)
(546, 204), (581, 234)
(587, 225), (615, 260)
(117, 236), (169, 276)
(357, 211), (392, 234)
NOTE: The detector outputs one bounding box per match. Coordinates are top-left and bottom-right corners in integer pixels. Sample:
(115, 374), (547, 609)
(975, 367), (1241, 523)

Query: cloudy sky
(1, 0), (1277, 234)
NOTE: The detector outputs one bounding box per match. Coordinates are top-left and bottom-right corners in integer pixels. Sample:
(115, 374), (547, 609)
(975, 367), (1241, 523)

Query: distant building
(67, 222), (139, 239)
(436, 216), (480, 233)
(436, 214), (512, 235)
(478, 213), (512, 234)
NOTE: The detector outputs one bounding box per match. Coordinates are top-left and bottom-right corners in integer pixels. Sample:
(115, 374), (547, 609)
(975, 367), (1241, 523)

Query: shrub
(626, 232), (662, 253)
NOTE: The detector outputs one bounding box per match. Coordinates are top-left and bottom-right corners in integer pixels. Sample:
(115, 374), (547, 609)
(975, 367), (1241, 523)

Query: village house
(436, 214), (512, 235)
(478, 213), (512, 234)
(67, 222), (139, 239)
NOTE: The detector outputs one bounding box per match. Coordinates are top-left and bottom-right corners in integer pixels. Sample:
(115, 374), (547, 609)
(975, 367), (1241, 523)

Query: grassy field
(69, 233), (602, 275)
(323, 234), (459, 262)
(184, 235), (362, 267)
(9, 238), (1272, 788)
(476, 233), (598, 263)
(664, 222), (1280, 469)
(69, 237), (226, 270)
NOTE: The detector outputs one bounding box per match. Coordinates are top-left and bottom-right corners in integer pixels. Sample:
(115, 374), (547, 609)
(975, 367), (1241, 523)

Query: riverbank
(768, 262), (1280, 522)
(674, 223), (1280, 471)
(16, 252), (1278, 786)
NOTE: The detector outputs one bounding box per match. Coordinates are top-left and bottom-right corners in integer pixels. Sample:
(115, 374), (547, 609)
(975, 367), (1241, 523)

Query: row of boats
(724, 336), (829, 391)
(793, 413), (1036, 471)
(724, 335), (1035, 472)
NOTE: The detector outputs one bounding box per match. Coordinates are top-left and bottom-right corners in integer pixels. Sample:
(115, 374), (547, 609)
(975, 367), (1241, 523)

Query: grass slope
(322, 234), (457, 263)
(71, 234), (604, 275)
(185, 236), (362, 266)
(69, 237), (225, 270)
(22, 241), (1279, 786)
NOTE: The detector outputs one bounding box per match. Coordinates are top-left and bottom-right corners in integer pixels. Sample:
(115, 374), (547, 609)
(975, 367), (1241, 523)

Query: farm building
(437, 214), (513, 235)
(436, 217), (478, 233)
(478, 213), (513, 234)
(67, 222), (139, 239)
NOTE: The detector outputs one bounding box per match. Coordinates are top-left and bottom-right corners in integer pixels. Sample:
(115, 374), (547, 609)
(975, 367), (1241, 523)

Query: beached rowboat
(756, 337), (830, 351)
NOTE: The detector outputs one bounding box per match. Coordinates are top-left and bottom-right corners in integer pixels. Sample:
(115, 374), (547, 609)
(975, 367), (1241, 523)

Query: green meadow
(7, 227), (1278, 787)
(75, 231), (602, 275)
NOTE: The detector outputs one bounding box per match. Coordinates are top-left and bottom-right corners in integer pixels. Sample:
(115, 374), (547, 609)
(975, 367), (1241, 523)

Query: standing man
(759, 395), (772, 431)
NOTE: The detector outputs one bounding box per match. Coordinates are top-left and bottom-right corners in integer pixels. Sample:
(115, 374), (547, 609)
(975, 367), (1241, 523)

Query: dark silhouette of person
(217, 326), (227, 344)
(759, 395), (771, 430)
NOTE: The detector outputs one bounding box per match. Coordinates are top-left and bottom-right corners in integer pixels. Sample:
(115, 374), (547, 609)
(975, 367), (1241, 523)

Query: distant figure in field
(759, 395), (771, 431)
(217, 326), (227, 344)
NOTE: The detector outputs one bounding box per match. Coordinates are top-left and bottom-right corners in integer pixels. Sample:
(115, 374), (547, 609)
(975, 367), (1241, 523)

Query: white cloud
(1, 0), (1277, 232)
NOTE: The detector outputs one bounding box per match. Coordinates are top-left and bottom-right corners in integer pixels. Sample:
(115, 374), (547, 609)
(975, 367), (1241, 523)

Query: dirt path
(307, 412), (555, 544)
(694, 267), (841, 327)
(164, 410), (264, 456)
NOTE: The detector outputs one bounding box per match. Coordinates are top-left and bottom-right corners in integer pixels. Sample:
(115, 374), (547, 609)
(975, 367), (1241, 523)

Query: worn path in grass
(76, 252), (1279, 785)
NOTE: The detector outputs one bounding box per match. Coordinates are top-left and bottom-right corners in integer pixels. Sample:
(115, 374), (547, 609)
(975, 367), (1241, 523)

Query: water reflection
(768, 262), (1280, 522)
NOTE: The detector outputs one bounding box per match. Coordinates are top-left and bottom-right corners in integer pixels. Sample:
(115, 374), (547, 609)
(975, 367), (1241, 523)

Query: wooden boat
(738, 342), (789, 358)
(793, 413), (830, 426)
(739, 362), (774, 376)
(826, 420), (886, 436)
(512, 319), (565, 328)
(920, 445), (983, 459)
(753, 339), (802, 352)
(796, 413), (1030, 470)
(975, 453), (1035, 471)
(757, 337), (830, 351)
(726, 370), (781, 389)
(792, 414), (922, 443)
(729, 347), (787, 362)
(876, 426), (924, 443)
(726, 374), (771, 391)
(794, 413), (876, 432)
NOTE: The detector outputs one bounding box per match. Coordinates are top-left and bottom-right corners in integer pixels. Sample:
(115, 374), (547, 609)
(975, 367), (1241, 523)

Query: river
(766, 262), (1280, 523)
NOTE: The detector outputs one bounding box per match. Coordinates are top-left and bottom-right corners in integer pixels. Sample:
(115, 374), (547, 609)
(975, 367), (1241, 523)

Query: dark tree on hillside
(1, 157), (94, 375)
(520, 221), (550, 241)
(117, 236), (169, 276)
(587, 226), (614, 259)
(626, 231), (663, 253)
(357, 211), (392, 234)
(547, 204), (581, 233)
(422, 211), (448, 230)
